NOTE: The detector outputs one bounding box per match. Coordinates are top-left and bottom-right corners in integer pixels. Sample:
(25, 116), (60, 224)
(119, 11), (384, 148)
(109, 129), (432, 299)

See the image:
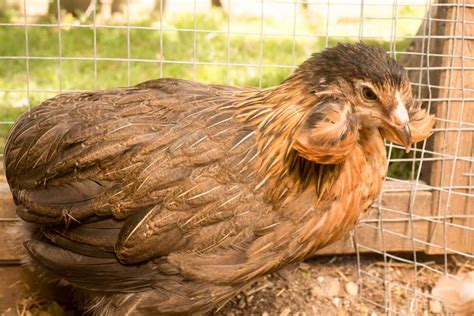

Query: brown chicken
(4, 43), (434, 315)
(432, 272), (474, 315)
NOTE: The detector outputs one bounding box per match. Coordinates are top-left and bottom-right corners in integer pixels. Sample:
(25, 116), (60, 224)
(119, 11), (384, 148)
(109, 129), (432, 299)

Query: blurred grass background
(0, 3), (427, 178)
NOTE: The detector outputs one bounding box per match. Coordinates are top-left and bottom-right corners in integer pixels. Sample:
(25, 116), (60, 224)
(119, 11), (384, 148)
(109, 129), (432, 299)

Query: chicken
(432, 272), (474, 315)
(4, 43), (434, 315)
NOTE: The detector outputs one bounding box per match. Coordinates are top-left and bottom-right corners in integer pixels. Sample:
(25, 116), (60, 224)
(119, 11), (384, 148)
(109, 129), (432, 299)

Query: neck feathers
(228, 79), (343, 203)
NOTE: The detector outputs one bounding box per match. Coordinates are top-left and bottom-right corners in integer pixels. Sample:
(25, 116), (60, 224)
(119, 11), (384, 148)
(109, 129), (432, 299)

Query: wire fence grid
(0, 0), (472, 315)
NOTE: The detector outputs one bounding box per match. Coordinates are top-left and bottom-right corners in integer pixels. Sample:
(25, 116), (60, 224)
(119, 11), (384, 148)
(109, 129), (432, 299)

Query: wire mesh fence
(0, 0), (472, 315)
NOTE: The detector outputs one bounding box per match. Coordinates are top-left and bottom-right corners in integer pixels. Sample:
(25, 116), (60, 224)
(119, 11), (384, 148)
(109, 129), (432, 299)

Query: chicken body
(4, 43), (434, 314)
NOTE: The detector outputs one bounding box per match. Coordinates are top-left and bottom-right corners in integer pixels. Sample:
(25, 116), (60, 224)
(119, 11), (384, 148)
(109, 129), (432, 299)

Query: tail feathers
(42, 230), (117, 259)
(16, 224), (242, 315)
(13, 179), (117, 224)
(23, 239), (241, 315)
(24, 239), (156, 293)
(43, 217), (123, 258)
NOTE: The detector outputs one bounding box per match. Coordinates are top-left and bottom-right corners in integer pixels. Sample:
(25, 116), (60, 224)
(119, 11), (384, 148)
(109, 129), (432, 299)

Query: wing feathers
(5, 78), (292, 310)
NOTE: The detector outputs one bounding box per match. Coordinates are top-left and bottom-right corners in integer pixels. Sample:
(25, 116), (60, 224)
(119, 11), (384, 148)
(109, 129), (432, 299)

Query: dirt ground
(215, 254), (470, 316)
(9, 254), (471, 316)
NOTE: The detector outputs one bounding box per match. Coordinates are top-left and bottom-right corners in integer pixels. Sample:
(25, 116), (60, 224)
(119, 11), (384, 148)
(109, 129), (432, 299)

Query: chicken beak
(400, 123), (412, 153)
(392, 98), (412, 153)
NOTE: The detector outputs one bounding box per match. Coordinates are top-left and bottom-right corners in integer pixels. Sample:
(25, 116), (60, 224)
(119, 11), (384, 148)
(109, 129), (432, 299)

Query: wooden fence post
(401, 1), (473, 255)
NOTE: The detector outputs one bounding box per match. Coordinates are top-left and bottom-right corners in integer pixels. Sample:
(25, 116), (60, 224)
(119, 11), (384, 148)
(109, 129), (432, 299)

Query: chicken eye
(362, 87), (377, 101)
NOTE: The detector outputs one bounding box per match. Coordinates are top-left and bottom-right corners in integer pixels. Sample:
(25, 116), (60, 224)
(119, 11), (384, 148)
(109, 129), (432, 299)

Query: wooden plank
(0, 179), (20, 263)
(428, 1), (474, 256)
(400, 1), (474, 255)
(0, 221), (21, 262)
(0, 180), (15, 218)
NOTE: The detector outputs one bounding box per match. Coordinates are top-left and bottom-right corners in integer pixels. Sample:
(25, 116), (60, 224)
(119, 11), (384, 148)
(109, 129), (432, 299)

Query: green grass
(0, 6), (426, 179)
